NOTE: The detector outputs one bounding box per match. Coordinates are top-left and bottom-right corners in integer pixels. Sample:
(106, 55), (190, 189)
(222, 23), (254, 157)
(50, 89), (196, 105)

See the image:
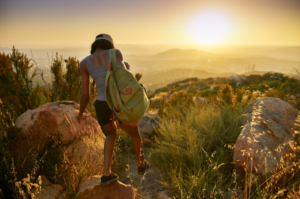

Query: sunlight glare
(187, 10), (232, 45)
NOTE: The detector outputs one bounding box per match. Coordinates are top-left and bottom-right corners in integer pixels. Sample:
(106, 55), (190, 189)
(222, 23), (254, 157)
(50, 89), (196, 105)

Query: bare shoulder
(79, 57), (88, 73)
(115, 49), (123, 61)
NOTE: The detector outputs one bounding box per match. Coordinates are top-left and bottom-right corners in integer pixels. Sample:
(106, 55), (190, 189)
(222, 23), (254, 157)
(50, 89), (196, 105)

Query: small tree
(64, 57), (81, 102)
(0, 46), (44, 117)
(218, 83), (234, 105)
(50, 53), (66, 101)
(235, 88), (246, 105)
(49, 54), (82, 102)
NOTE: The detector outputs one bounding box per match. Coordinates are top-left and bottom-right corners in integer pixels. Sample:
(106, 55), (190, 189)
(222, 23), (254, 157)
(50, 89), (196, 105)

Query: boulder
(234, 97), (300, 181)
(229, 75), (241, 83)
(240, 77), (247, 81)
(14, 101), (106, 181)
(244, 97), (299, 130)
(138, 116), (165, 137)
(15, 100), (102, 146)
(241, 113), (252, 125)
(63, 131), (105, 176)
(77, 175), (135, 199)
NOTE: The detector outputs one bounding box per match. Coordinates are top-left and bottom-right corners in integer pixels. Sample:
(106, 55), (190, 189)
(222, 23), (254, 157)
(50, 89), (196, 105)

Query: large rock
(14, 101), (106, 181)
(62, 130), (105, 177)
(138, 116), (165, 138)
(234, 97), (300, 180)
(15, 100), (102, 145)
(243, 97), (299, 130)
(229, 75), (241, 83)
(76, 175), (135, 199)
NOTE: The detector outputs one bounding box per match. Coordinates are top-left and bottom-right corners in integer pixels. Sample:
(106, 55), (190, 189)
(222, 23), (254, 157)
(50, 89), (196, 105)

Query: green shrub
(218, 84), (234, 105)
(0, 47), (45, 118)
(50, 53), (66, 101)
(50, 54), (82, 103)
(63, 57), (81, 102)
(198, 89), (217, 98)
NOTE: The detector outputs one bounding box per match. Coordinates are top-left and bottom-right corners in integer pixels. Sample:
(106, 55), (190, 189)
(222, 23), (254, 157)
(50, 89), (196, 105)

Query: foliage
(235, 88), (246, 105)
(1, 47), (300, 198)
(151, 102), (244, 198)
(63, 57), (81, 102)
(217, 83), (234, 105)
(50, 53), (66, 101)
(239, 102), (300, 199)
(0, 47), (86, 198)
(0, 47), (44, 118)
(49, 54), (82, 102)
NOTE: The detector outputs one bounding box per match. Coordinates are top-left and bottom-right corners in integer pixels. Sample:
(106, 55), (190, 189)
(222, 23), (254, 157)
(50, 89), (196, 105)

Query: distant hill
(142, 68), (235, 90)
(153, 49), (216, 60)
(266, 46), (300, 60)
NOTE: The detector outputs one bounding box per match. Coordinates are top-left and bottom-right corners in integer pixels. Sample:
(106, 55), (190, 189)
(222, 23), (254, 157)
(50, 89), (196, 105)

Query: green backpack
(105, 49), (150, 126)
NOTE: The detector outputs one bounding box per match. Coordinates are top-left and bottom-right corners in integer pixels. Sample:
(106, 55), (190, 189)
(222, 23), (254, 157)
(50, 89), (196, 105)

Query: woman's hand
(124, 62), (130, 71)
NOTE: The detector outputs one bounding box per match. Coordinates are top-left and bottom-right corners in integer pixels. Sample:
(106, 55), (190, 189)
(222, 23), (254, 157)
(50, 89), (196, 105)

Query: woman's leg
(102, 121), (117, 176)
(120, 124), (144, 167)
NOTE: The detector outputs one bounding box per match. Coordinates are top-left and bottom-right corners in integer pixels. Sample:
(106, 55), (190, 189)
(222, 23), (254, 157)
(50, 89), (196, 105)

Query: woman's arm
(77, 59), (90, 123)
(116, 49), (130, 71)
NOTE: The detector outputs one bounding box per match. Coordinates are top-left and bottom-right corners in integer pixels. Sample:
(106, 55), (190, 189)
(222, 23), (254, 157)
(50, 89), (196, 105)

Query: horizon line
(1, 43), (300, 50)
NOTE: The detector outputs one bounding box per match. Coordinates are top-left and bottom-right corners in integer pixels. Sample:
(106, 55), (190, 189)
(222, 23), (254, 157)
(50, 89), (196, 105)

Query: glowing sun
(187, 10), (232, 45)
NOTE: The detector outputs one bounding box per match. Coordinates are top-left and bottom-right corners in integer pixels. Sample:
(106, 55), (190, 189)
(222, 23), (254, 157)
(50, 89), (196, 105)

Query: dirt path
(113, 148), (170, 199)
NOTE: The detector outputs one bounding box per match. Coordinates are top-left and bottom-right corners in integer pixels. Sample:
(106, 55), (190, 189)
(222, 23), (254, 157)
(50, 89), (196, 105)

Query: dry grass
(241, 103), (300, 199)
(149, 87), (300, 198)
(0, 127), (106, 198)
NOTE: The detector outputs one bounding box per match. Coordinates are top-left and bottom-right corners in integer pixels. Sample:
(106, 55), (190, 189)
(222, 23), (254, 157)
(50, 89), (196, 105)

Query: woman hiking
(77, 34), (149, 186)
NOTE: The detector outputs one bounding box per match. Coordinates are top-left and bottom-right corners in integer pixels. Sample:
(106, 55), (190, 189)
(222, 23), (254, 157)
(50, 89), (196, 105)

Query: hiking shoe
(100, 172), (119, 186)
(137, 160), (150, 175)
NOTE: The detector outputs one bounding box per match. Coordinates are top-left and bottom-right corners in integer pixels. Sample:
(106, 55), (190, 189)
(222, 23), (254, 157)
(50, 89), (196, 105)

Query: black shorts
(94, 100), (123, 126)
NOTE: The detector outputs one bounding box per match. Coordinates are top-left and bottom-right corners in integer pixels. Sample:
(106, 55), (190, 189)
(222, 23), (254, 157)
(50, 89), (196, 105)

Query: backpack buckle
(108, 59), (112, 70)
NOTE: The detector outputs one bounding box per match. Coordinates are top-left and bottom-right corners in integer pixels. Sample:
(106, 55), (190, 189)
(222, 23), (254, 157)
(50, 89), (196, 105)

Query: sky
(0, 0), (300, 49)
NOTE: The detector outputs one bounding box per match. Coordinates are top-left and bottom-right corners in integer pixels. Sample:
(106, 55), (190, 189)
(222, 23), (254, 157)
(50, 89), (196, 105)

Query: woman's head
(90, 34), (114, 54)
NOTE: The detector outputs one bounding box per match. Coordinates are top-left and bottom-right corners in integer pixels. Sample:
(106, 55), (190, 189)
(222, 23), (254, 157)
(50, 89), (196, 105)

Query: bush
(0, 47), (45, 118)
(50, 53), (66, 101)
(198, 89), (217, 98)
(50, 54), (82, 103)
(218, 84), (234, 105)
(63, 57), (81, 102)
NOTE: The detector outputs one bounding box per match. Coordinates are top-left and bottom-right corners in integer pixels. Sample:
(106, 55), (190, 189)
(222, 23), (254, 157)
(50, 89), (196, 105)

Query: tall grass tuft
(151, 102), (243, 198)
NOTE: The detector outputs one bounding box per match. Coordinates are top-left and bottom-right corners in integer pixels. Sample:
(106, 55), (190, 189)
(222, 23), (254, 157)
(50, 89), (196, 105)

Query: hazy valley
(1, 45), (299, 90)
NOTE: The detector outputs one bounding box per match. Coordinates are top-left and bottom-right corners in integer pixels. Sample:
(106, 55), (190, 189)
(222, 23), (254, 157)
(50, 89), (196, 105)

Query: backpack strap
(105, 48), (132, 114)
(105, 68), (126, 113)
(105, 70), (114, 110)
(108, 49), (117, 66)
